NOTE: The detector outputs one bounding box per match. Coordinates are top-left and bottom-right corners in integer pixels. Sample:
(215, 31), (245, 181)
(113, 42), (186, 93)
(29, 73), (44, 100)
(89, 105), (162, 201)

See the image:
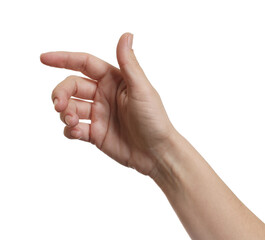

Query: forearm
(151, 131), (265, 240)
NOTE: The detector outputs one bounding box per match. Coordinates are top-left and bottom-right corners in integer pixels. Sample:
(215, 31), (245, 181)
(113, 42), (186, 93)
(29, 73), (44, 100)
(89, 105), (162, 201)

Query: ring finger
(60, 98), (92, 127)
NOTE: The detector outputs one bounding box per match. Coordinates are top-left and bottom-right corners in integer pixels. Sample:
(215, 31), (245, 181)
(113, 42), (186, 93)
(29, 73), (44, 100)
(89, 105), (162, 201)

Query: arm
(41, 32), (265, 239)
(150, 131), (265, 240)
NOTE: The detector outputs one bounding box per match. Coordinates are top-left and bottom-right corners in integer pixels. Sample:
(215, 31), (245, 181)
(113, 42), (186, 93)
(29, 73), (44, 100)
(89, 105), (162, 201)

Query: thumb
(116, 33), (150, 88)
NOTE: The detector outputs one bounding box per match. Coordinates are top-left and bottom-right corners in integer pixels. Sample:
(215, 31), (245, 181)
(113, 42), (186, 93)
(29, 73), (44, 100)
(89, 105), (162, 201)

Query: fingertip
(53, 98), (60, 112)
(65, 114), (79, 127)
(40, 52), (50, 64)
(65, 115), (71, 126)
(53, 98), (67, 112)
(71, 129), (82, 139)
(40, 52), (44, 61)
(119, 32), (133, 46)
(53, 97), (59, 106)
(64, 126), (82, 140)
(40, 51), (61, 66)
(126, 33), (133, 49)
(117, 33), (132, 67)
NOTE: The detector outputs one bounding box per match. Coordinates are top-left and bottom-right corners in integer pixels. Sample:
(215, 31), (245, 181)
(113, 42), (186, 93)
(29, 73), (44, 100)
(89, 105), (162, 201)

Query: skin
(40, 33), (265, 239)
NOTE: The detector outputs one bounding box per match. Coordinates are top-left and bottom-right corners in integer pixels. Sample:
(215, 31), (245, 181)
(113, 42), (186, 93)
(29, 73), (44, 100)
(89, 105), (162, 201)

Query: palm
(90, 74), (155, 175)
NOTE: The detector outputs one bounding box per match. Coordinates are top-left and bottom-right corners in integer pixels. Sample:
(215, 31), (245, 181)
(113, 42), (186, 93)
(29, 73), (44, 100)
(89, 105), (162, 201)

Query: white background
(0, 0), (264, 239)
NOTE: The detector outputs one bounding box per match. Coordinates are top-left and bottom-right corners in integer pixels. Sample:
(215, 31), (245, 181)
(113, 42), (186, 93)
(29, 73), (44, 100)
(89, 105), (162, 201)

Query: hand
(40, 33), (176, 176)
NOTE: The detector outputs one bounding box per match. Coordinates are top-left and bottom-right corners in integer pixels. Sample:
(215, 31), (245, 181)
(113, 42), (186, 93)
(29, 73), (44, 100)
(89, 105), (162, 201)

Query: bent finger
(60, 99), (92, 127)
(52, 75), (97, 112)
(64, 122), (90, 142)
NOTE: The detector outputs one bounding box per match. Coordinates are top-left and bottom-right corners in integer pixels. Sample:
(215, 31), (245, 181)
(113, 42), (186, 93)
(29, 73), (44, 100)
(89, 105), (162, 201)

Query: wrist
(149, 130), (181, 183)
(149, 130), (201, 192)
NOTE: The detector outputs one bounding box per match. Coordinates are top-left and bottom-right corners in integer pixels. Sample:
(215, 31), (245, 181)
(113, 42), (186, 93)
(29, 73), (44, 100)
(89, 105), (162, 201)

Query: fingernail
(71, 130), (81, 139)
(127, 33), (133, 49)
(65, 115), (71, 126)
(53, 98), (59, 108)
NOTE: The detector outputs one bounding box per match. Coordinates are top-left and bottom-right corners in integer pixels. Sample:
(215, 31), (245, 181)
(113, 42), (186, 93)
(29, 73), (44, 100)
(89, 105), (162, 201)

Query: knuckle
(51, 83), (61, 100)
(81, 54), (90, 73)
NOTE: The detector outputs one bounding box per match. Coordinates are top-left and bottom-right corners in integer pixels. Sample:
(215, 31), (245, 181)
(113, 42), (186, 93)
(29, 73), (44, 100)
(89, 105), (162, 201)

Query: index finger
(40, 51), (118, 80)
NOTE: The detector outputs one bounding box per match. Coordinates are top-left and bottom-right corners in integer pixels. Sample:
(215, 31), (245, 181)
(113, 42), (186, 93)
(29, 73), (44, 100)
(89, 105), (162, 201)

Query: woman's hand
(41, 33), (265, 240)
(40, 33), (176, 176)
